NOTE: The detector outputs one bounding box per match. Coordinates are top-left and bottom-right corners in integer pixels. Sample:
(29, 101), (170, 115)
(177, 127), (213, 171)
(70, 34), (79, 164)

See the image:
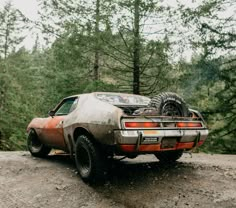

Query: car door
(41, 97), (78, 150)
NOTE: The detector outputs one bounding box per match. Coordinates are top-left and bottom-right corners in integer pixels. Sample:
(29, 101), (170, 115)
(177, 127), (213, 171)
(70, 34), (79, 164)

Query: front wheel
(27, 129), (51, 157)
(154, 150), (183, 163)
(75, 135), (107, 183)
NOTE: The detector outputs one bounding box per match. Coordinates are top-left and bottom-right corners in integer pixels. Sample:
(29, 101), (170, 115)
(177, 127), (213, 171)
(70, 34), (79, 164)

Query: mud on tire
(75, 135), (107, 183)
(149, 92), (189, 117)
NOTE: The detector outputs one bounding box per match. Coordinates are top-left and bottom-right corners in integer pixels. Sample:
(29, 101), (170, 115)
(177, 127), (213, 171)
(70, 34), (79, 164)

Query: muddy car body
(27, 92), (208, 182)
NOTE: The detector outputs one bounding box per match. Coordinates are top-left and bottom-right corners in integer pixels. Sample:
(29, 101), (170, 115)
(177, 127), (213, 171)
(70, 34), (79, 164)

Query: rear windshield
(95, 93), (150, 106)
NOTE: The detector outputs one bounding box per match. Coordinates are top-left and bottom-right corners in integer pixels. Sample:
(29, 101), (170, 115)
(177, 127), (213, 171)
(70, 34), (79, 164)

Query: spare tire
(149, 92), (189, 117)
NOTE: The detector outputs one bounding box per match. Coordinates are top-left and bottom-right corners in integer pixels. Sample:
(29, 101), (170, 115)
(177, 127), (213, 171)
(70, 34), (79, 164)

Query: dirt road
(0, 152), (235, 208)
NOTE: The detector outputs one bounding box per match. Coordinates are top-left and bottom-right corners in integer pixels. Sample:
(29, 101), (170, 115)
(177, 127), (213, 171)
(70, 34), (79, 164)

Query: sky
(5, 0), (39, 20)
(0, 0), (39, 49)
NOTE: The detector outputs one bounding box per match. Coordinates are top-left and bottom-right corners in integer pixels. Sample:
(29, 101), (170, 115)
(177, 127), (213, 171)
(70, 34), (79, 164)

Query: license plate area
(161, 137), (177, 149)
(143, 137), (159, 143)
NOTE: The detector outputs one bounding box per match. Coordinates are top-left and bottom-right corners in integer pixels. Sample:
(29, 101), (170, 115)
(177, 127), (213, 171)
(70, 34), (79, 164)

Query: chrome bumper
(114, 128), (208, 145)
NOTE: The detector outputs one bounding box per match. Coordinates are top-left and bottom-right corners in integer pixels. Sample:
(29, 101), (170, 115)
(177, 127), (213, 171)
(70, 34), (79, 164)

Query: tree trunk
(93, 0), (100, 81)
(4, 26), (9, 59)
(133, 0), (140, 94)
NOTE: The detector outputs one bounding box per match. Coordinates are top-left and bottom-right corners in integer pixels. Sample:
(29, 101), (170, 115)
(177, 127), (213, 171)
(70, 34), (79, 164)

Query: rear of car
(95, 92), (208, 155)
(115, 114), (208, 153)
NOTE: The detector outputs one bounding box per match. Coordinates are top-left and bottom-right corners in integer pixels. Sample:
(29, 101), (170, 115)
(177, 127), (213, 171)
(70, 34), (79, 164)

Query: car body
(27, 92), (208, 182)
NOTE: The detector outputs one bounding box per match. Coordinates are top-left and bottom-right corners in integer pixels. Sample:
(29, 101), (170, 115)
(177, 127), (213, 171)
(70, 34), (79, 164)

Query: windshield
(95, 93), (150, 106)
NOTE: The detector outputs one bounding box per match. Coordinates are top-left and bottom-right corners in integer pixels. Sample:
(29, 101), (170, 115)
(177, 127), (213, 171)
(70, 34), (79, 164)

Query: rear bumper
(117, 141), (204, 153)
(114, 128), (208, 153)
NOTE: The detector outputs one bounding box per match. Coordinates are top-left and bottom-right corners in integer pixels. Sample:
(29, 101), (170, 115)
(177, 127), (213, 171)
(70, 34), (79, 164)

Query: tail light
(125, 122), (160, 128)
(176, 122), (202, 128)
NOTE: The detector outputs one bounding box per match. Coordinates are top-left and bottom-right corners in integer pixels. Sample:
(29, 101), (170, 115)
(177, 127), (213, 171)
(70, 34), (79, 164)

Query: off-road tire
(27, 129), (51, 157)
(75, 135), (107, 183)
(155, 150), (184, 163)
(149, 92), (189, 117)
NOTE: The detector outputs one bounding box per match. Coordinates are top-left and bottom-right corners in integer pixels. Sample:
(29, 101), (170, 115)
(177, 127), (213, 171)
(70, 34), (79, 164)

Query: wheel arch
(27, 128), (42, 142)
(72, 126), (112, 157)
(73, 127), (95, 144)
(27, 127), (36, 134)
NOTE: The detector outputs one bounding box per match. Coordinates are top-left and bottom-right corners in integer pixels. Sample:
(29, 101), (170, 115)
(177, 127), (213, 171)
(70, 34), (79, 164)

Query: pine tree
(0, 1), (28, 59)
(102, 0), (172, 95)
(178, 0), (236, 152)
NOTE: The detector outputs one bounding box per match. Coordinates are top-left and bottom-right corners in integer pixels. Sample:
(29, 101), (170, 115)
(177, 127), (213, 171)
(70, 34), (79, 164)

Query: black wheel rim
(162, 102), (182, 117)
(77, 146), (91, 177)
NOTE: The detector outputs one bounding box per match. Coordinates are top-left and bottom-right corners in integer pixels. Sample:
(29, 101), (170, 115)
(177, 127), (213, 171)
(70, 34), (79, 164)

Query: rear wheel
(27, 129), (51, 157)
(155, 150), (183, 162)
(75, 135), (107, 183)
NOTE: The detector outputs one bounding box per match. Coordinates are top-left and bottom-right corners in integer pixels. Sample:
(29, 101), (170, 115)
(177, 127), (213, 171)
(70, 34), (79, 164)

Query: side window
(54, 98), (78, 116)
(69, 97), (79, 113)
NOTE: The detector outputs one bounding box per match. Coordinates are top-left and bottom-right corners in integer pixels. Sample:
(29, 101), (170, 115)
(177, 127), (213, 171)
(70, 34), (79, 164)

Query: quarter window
(54, 98), (78, 116)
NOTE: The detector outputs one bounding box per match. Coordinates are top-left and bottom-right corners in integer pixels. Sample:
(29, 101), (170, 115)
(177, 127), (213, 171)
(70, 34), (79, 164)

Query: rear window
(95, 93), (150, 106)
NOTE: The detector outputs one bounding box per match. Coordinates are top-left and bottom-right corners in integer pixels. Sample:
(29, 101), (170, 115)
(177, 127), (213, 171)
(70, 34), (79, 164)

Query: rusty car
(27, 92), (208, 182)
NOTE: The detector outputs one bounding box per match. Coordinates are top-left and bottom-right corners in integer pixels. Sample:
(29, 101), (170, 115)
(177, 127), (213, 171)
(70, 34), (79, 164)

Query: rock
(173, 196), (179, 202)
(35, 194), (42, 198)
(57, 198), (62, 202)
(56, 185), (67, 190)
(228, 172), (234, 176)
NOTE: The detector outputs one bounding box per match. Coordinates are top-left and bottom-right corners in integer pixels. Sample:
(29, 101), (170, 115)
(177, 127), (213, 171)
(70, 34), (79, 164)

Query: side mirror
(48, 110), (55, 117)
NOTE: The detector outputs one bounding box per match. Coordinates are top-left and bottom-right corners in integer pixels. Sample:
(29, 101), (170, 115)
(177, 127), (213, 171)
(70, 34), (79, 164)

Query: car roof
(64, 92), (147, 100)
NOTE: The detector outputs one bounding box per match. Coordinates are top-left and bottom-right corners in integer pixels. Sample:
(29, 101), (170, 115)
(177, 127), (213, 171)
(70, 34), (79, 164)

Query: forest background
(0, 0), (235, 153)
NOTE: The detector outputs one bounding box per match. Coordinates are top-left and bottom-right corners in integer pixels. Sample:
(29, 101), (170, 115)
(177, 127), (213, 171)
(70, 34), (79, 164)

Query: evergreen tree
(178, 0), (236, 152)
(0, 1), (28, 59)
(37, 0), (114, 82)
(102, 0), (173, 95)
